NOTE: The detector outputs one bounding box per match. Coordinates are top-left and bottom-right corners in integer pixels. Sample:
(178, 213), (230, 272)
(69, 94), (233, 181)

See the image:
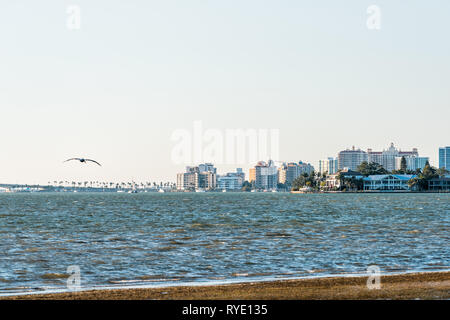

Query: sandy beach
(2, 271), (449, 300)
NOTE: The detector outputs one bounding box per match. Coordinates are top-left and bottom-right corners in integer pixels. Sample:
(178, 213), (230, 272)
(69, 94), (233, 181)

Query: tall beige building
(278, 161), (314, 185)
(176, 164), (217, 191)
(249, 168), (256, 183)
(251, 160), (278, 190)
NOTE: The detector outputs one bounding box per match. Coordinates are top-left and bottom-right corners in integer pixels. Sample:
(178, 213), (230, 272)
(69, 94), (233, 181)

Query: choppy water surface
(0, 193), (449, 295)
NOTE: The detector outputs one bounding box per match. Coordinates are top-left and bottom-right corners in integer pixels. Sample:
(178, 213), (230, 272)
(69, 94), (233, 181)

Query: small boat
(158, 189), (165, 193)
(195, 189), (205, 193)
(222, 189), (227, 192)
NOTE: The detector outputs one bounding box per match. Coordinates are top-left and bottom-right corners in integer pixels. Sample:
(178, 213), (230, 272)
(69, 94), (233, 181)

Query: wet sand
(2, 271), (449, 300)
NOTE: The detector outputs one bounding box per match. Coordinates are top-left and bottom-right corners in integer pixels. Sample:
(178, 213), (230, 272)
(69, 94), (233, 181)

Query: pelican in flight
(64, 158), (102, 166)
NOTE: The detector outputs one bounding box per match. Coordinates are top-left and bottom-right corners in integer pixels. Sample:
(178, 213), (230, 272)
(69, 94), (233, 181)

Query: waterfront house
(363, 174), (416, 191)
(428, 176), (450, 191)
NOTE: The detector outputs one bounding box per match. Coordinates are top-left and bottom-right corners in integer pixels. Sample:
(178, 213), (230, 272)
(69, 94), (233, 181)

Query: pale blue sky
(1, 1), (449, 184)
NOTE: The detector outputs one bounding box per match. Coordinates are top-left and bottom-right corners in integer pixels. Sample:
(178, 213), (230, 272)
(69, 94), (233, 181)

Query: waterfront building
(285, 163), (299, 184)
(252, 160), (278, 190)
(176, 164), (217, 191)
(363, 174), (416, 191)
(176, 171), (196, 191)
(217, 168), (245, 191)
(428, 176), (450, 191)
(278, 161), (315, 185)
(367, 143), (418, 172)
(439, 146), (450, 170)
(394, 156), (429, 172)
(198, 171), (217, 190)
(318, 157), (338, 175)
(338, 146), (368, 171)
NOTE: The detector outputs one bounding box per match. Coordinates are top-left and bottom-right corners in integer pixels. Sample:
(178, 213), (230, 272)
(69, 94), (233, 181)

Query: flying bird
(64, 158), (102, 166)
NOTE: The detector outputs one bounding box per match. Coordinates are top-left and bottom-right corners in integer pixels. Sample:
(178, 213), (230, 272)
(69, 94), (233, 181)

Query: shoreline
(1, 189), (449, 194)
(2, 271), (449, 300)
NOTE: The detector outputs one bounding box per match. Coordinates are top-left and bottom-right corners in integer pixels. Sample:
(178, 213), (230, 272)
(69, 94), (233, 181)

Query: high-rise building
(367, 143), (418, 172)
(318, 157), (338, 175)
(297, 161), (315, 175)
(278, 161), (315, 185)
(176, 164), (217, 191)
(176, 171), (196, 191)
(198, 163), (217, 174)
(338, 146), (368, 171)
(439, 146), (450, 170)
(252, 160), (278, 190)
(278, 165), (287, 184)
(217, 168), (245, 190)
(249, 168), (256, 183)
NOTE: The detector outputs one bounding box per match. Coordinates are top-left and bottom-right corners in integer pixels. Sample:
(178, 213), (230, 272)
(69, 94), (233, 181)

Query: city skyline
(1, 1), (449, 184)
(0, 141), (445, 185)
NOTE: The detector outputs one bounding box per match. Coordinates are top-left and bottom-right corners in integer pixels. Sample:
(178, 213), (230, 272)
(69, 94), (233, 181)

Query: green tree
(400, 156), (407, 173)
(408, 177), (427, 191)
(436, 167), (449, 177)
(407, 161), (439, 191)
(337, 174), (364, 191)
(291, 172), (314, 190)
(241, 181), (252, 192)
(292, 175), (307, 191)
(357, 162), (389, 176)
(421, 161), (438, 180)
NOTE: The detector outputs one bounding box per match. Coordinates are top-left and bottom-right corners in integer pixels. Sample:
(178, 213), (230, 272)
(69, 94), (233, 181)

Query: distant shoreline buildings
(174, 142), (449, 193)
(0, 142), (447, 194)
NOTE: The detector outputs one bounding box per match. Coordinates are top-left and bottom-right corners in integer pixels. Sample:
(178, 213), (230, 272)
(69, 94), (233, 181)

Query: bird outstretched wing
(64, 158), (81, 163)
(85, 159), (102, 166)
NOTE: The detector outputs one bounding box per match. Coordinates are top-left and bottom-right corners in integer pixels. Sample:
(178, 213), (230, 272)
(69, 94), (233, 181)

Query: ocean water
(0, 192), (449, 295)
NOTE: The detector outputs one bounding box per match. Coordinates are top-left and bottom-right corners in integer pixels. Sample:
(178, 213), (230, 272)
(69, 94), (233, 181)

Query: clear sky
(1, 0), (449, 184)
